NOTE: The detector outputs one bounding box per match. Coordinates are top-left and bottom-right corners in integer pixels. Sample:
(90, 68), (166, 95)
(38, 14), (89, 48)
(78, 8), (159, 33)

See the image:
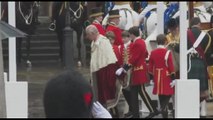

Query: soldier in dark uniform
(116, 26), (158, 118)
(187, 17), (212, 117)
(131, 1), (142, 13)
(207, 15), (213, 100)
(33, 1), (40, 25)
(49, 2), (63, 31)
(1, 2), (8, 22)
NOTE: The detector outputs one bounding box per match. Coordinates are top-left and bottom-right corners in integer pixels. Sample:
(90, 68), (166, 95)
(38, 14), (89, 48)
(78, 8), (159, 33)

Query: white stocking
(200, 100), (207, 116)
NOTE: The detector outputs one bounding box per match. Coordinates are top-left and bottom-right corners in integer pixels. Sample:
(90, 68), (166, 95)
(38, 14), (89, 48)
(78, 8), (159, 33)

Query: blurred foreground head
(43, 70), (94, 118)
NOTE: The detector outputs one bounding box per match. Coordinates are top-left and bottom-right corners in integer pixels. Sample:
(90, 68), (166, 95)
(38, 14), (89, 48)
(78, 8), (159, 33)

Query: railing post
(63, 2), (74, 69)
(175, 2), (199, 118)
(188, 2), (194, 26)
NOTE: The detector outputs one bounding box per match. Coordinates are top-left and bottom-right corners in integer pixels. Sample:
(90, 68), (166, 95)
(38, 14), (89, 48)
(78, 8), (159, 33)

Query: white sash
(187, 31), (206, 54)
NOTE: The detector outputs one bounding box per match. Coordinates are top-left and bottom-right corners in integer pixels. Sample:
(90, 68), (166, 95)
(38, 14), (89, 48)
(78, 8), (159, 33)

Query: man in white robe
(85, 25), (119, 108)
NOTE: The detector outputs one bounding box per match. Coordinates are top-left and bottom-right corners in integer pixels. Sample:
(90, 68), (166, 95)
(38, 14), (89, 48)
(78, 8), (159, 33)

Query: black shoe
(172, 110), (175, 118)
(124, 112), (133, 118)
(145, 111), (160, 118)
(200, 115), (206, 118)
(162, 111), (168, 118)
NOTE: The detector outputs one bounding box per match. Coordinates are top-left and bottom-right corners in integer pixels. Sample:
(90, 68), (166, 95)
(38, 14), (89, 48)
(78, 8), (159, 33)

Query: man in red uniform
(89, 7), (106, 35)
(148, 34), (176, 118)
(105, 31), (123, 117)
(105, 9), (123, 46)
(105, 31), (123, 66)
(116, 26), (158, 118)
(120, 31), (133, 118)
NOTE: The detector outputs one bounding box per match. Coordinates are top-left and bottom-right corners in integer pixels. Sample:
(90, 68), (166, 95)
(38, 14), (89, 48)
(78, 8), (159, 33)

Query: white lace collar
(93, 20), (100, 24)
(133, 36), (141, 42)
(157, 45), (165, 48)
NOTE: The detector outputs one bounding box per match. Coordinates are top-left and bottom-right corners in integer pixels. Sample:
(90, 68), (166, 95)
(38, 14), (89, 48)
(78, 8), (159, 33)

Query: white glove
(170, 80), (176, 88)
(116, 67), (125, 76)
(92, 101), (112, 118)
(150, 80), (154, 86)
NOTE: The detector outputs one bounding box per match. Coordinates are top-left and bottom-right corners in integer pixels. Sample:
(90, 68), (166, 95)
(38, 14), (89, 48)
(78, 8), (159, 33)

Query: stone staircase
(2, 16), (60, 66)
(2, 16), (91, 67)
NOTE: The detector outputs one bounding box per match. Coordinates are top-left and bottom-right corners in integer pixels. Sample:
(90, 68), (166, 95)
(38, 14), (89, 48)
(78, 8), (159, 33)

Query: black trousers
(122, 87), (132, 112)
(130, 84), (157, 118)
(158, 95), (172, 118)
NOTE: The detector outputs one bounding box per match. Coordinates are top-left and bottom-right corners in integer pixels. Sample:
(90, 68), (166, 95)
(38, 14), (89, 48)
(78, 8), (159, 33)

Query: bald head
(85, 25), (99, 41)
(86, 25), (99, 35)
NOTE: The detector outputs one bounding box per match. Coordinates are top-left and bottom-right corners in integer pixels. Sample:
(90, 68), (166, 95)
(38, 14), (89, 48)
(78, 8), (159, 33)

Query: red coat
(119, 42), (133, 65)
(128, 38), (149, 86)
(106, 23), (123, 46)
(92, 22), (105, 36)
(112, 45), (122, 67)
(117, 43), (132, 82)
(148, 47), (175, 95)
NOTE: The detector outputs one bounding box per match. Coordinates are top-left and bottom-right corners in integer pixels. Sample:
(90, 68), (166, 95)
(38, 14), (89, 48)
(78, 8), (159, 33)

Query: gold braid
(204, 32), (212, 53)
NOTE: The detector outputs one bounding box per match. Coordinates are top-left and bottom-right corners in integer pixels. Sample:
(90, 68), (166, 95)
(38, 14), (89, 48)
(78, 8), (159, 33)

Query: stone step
(3, 40), (59, 47)
(3, 53), (59, 61)
(3, 47), (59, 54)
(30, 34), (58, 41)
(2, 15), (91, 63)
(1, 34), (59, 42)
(38, 16), (52, 24)
(34, 27), (57, 35)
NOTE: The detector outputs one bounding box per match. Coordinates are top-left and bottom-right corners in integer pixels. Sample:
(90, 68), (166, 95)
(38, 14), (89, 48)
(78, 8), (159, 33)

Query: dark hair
(211, 15), (213, 24)
(43, 70), (94, 118)
(167, 18), (178, 30)
(122, 30), (130, 37)
(156, 34), (167, 45)
(128, 26), (140, 37)
(190, 17), (201, 27)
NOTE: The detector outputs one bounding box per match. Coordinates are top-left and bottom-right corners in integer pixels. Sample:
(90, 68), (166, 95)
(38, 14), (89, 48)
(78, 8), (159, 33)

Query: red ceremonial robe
(106, 23), (123, 46)
(92, 21), (106, 36)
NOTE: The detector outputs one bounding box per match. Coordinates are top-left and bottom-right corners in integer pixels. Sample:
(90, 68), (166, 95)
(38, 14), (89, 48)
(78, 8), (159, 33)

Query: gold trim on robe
(133, 66), (144, 71)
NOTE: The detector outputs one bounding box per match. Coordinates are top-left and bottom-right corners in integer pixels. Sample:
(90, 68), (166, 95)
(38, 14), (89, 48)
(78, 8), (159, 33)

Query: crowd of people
(84, 7), (179, 118)
(42, 3), (213, 118)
